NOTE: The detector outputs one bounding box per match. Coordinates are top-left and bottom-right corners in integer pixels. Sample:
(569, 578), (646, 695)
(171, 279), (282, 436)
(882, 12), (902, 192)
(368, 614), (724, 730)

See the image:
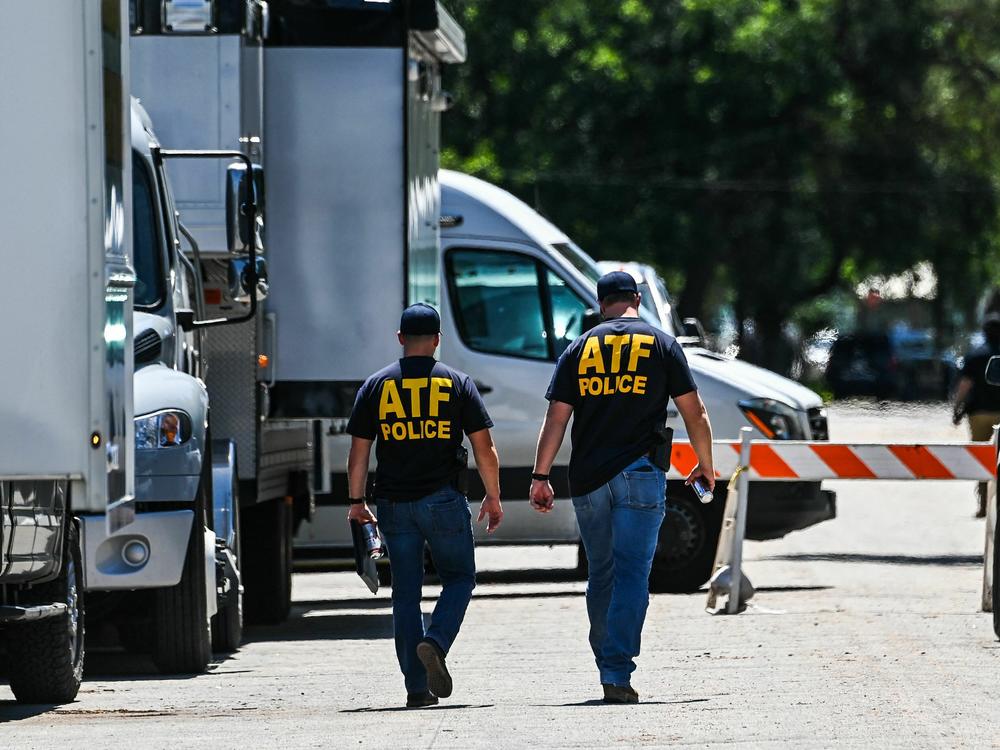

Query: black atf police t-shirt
(960, 342), (1000, 412)
(347, 356), (493, 501)
(546, 317), (697, 496)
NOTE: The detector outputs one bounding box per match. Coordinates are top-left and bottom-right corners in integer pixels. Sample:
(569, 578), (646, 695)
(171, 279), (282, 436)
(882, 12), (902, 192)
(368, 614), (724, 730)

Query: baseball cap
(597, 271), (639, 301)
(399, 303), (441, 335)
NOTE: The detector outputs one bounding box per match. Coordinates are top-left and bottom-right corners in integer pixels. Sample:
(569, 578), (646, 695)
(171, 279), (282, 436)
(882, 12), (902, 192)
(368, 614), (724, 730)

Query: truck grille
(134, 329), (162, 365)
(808, 407), (829, 441)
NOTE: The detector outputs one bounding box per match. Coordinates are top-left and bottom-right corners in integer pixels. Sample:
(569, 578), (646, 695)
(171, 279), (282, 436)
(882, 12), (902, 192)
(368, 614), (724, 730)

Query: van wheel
(211, 469), (242, 654)
(242, 498), (292, 625)
(649, 494), (720, 593)
(7, 521), (85, 704)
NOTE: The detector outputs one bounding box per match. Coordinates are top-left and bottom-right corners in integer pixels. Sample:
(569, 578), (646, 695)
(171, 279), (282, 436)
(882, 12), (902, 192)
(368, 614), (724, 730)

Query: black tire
(211, 471), (242, 653)
(241, 498), (293, 625)
(993, 506), (1000, 640)
(7, 521), (85, 704)
(151, 512), (212, 674)
(649, 493), (721, 593)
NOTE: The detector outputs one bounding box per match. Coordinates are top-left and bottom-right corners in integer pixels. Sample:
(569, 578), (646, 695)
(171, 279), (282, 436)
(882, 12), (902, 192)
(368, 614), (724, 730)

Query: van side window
(448, 250), (549, 360)
(547, 270), (587, 357)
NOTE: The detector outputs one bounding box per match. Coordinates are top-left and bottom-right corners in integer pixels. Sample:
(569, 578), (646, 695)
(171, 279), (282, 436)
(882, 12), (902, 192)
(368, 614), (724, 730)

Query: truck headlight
(737, 398), (805, 440)
(135, 410), (192, 449)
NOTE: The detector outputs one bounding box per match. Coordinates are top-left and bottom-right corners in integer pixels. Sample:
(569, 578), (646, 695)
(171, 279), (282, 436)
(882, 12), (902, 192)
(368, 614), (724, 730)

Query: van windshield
(550, 241), (661, 328)
(132, 159), (166, 309)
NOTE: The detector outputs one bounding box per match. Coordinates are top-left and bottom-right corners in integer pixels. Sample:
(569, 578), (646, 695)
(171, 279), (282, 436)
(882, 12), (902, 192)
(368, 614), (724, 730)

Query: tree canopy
(442, 0), (1000, 369)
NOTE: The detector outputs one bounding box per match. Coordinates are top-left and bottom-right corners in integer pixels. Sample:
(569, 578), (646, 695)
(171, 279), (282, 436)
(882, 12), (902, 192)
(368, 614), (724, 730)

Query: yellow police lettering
(578, 336), (605, 374)
(604, 334), (630, 373)
(628, 334), (654, 371)
(380, 424), (391, 439)
(425, 421), (437, 438)
(379, 380), (406, 419)
(402, 378), (426, 418)
(438, 421), (451, 439)
(633, 375), (647, 394)
(618, 374), (633, 392)
(390, 422), (407, 440)
(429, 377), (452, 416)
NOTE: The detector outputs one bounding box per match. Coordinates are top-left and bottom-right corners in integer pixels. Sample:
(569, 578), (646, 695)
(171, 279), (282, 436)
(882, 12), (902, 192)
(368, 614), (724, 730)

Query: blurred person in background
(952, 312), (1000, 517)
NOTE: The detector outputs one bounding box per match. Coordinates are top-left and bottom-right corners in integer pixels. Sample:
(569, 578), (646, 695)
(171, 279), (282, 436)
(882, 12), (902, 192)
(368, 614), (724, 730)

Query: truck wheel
(7, 521), (85, 704)
(994, 506), (1000, 639)
(242, 498), (292, 625)
(649, 493), (720, 593)
(151, 513), (212, 674)
(211, 462), (242, 654)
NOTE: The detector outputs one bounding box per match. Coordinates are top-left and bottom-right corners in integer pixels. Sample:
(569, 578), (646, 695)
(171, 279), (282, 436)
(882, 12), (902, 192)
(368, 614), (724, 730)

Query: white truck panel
(264, 47), (406, 381)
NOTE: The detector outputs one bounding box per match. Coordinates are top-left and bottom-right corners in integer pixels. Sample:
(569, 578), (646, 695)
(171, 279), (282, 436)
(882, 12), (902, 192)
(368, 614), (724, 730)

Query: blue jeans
(376, 487), (476, 693)
(573, 456), (666, 686)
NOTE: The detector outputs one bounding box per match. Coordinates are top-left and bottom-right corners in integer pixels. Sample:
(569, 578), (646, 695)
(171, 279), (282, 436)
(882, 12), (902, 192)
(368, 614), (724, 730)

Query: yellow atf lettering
(380, 424), (391, 440)
(578, 336), (606, 374)
(390, 422), (407, 440)
(628, 334), (654, 371)
(429, 377), (453, 417)
(603, 334), (630, 374)
(402, 378), (426, 418)
(379, 380), (406, 420)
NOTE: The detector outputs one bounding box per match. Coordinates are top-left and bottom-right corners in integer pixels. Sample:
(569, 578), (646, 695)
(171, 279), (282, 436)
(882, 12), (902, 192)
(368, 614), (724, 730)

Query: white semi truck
(126, 0), (464, 569)
(130, 0), (315, 627)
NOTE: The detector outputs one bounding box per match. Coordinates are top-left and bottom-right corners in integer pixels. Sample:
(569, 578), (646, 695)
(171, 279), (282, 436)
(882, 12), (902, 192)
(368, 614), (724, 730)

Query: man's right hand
(347, 503), (377, 525)
(529, 479), (555, 513)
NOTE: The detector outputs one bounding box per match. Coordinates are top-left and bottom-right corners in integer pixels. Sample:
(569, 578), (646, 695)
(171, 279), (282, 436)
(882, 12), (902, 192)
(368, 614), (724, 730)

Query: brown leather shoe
(602, 683), (639, 704)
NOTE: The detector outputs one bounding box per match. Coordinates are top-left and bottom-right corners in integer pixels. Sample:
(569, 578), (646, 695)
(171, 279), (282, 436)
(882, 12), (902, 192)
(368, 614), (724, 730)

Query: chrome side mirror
(225, 162), (265, 255)
(228, 256), (269, 304)
(986, 356), (1000, 386)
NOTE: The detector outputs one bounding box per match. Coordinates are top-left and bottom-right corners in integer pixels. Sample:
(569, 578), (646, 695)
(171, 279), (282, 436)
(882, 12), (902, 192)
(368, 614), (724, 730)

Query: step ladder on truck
(0, 0), (132, 703)
(130, 0), (315, 626)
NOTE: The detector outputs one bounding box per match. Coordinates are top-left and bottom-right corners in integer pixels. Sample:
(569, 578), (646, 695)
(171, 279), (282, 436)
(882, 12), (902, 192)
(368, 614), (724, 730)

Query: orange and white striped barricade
(666, 429), (999, 615)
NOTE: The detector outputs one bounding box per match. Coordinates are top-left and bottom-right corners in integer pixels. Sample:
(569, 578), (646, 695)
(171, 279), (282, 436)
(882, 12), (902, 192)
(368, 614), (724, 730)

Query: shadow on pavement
(245, 610), (394, 643)
(342, 703), (494, 713)
(766, 553), (982, 567)
(0, 701), (60, 722)
(548, 698), (710, 707)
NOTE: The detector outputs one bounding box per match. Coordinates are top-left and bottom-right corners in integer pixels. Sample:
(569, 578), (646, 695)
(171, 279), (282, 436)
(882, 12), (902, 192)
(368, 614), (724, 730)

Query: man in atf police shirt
(346, 303), (502, 709)
(529, 271), (715, 704)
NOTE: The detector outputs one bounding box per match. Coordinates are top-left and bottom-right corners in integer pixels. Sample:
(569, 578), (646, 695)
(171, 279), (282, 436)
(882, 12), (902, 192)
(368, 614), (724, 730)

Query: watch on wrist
(348, 497), (366, 505)
(531, 473), (549, 482)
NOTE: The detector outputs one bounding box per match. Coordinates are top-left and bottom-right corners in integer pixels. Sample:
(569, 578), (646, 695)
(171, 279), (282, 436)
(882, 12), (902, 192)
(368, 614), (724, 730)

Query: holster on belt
(453, 445), (469, 494)
(647, 424), (674, 472)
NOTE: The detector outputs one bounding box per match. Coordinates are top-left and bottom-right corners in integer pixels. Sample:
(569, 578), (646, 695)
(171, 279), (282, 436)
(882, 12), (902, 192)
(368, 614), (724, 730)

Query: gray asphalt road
(3, 402), (999, 748)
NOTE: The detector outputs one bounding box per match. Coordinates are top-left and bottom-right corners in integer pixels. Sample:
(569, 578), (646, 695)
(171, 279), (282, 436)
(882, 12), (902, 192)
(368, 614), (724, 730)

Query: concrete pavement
(2, 402), (999, 748)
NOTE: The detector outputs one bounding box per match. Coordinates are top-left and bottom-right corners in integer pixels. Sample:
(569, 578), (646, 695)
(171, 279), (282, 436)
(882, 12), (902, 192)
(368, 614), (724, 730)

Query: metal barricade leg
(985, 425), (999, 615)
(727, 428), (753, 615)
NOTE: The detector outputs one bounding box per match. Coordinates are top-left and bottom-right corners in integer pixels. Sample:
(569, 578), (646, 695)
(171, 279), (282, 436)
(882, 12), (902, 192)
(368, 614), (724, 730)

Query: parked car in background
(826, 327), (956, 400)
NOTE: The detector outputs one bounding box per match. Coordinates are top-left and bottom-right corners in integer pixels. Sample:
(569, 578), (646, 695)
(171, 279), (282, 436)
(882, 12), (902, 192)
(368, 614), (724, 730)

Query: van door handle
(475, 381), (493, 395)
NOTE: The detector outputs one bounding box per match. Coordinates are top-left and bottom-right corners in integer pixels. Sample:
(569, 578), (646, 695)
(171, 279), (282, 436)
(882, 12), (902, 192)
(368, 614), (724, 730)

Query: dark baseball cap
(399, 303), (441, 335)
(597, 271), (639, 301)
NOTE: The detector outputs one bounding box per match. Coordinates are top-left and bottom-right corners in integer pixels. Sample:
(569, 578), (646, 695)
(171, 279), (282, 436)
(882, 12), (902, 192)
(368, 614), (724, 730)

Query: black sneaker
(602, 683), (639, 704)
(406, 691), (439, 708)
(416, 638), (453, 698)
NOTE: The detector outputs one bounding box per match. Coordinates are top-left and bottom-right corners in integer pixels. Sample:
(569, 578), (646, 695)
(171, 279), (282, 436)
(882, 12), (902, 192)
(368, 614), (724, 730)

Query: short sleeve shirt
(960, 343), (1000, 413)
(346, 356), (493, 501)
(546, 317), (697, 496)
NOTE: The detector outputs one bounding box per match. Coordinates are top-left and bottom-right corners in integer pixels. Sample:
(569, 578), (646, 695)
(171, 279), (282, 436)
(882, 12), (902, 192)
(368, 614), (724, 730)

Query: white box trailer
(0, 0), (134, 702)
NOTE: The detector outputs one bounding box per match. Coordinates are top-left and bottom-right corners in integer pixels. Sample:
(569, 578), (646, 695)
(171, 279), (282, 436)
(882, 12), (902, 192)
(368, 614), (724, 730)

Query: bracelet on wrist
(348, 497), (366, 505)
(531, 473), (549, 482)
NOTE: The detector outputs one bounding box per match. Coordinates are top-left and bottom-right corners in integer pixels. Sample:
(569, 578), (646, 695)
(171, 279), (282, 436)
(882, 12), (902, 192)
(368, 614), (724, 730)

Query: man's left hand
(478, 495), (504, 533)
(347, 503), (377, 525)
